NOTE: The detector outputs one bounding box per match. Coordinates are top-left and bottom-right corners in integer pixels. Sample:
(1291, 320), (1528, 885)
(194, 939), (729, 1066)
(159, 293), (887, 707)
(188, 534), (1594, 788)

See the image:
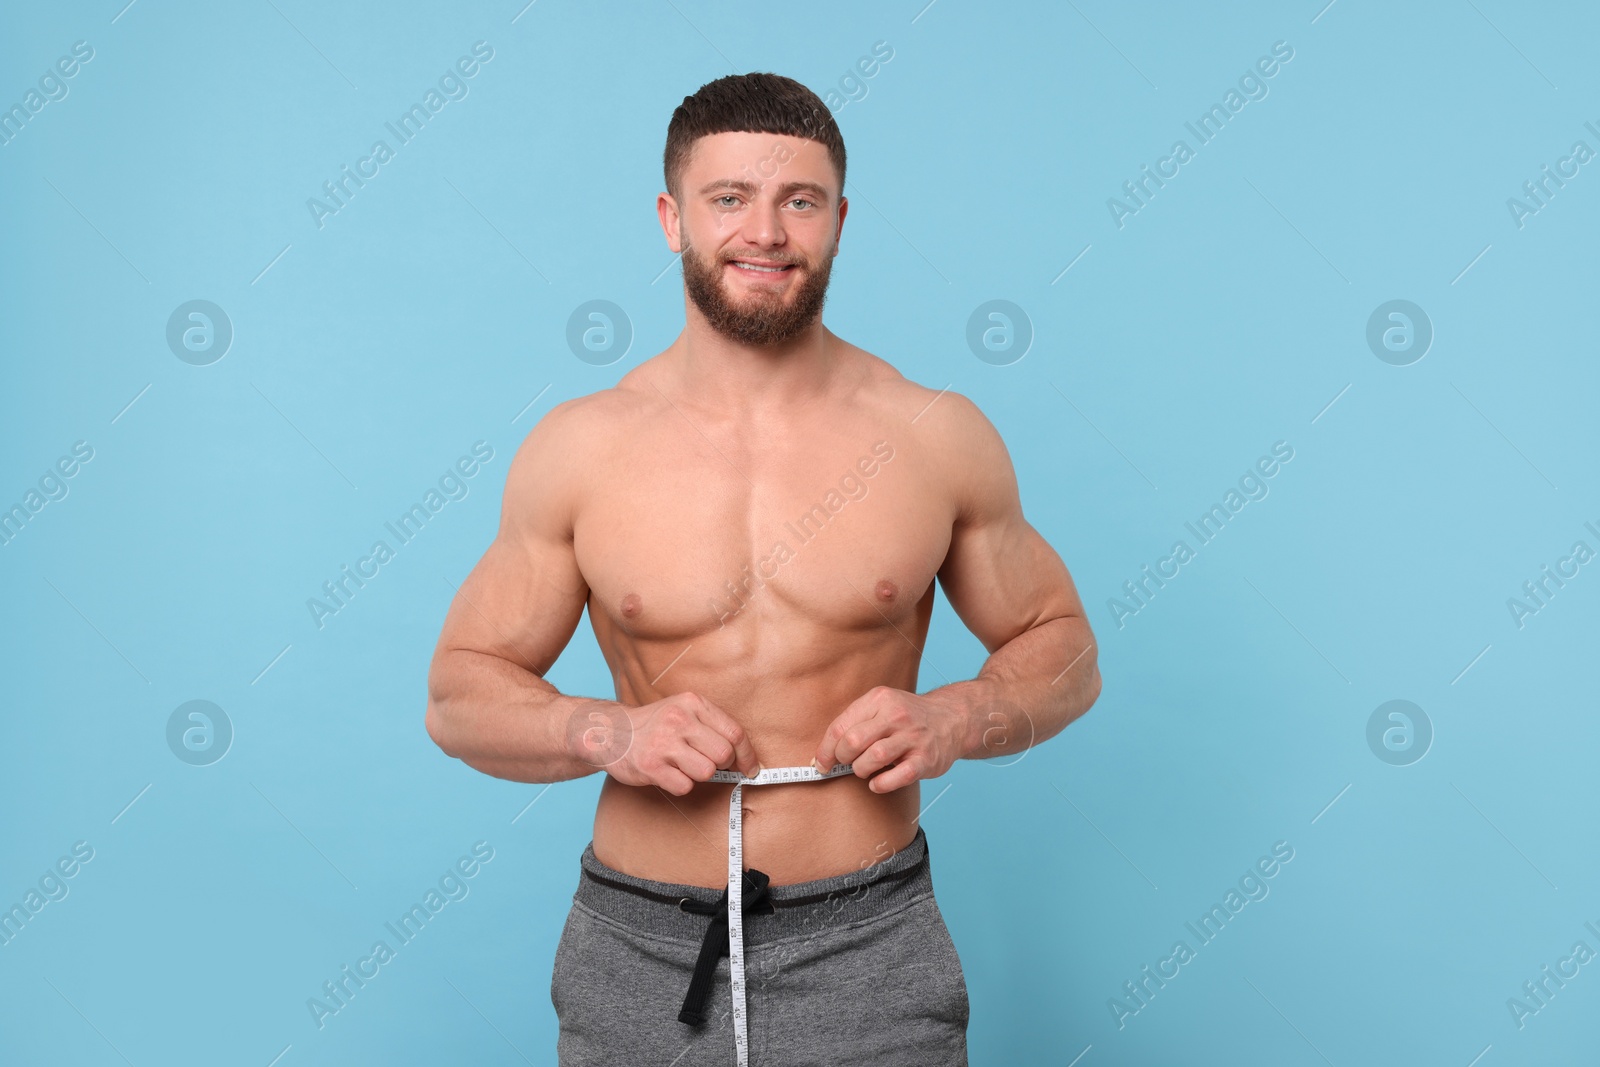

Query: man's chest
(573, 429), (953, 642)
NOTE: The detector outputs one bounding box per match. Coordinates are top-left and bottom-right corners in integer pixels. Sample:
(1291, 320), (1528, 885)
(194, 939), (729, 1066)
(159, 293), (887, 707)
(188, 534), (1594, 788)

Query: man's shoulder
(499, 388), (632, 513)
(843, 347), (1009, 521)
(498, 384), (651, 537)
(845, 344), (994, 448)
(518, 381), (650, 449)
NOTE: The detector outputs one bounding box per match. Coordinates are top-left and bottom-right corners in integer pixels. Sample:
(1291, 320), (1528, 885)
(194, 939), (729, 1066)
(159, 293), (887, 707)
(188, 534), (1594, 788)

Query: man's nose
(737, 195), (786, 247)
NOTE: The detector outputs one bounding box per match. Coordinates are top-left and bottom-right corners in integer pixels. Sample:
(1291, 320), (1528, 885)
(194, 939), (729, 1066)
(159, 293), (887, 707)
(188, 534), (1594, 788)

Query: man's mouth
(726, 259), (796, 275)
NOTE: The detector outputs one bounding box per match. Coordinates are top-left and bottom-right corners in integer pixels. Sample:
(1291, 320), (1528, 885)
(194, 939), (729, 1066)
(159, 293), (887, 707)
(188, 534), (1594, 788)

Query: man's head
(659, 73), (849, 347)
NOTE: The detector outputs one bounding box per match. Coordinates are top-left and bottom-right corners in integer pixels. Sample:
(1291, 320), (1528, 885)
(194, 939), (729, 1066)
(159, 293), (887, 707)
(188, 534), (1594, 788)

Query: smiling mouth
(726, 259), (797, 276)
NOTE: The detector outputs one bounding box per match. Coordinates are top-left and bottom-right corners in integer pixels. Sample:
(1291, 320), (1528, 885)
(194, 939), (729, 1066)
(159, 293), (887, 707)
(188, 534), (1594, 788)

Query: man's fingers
(670, 743), (720, 784)
(671, 717), (755, 784)
(835, 717), (895, 769)
(653, 765), (697, 796)
(698, 697), (761, 776)
(816, 698), (880, 768)
(851, 735), (912, 780)
(868, 759), (921, 793)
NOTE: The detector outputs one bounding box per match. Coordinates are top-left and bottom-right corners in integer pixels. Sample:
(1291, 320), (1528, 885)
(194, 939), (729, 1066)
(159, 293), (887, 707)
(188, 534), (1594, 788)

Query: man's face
(659, 131), (847, 347)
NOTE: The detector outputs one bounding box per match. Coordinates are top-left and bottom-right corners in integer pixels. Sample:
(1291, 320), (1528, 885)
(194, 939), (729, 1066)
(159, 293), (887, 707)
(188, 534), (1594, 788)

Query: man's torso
(570, 343), (961, 887)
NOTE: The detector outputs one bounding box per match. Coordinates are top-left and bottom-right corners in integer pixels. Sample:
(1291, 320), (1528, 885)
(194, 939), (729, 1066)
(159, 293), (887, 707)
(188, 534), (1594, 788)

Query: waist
(593, 772), (920, 884)
(574, 824), (934, 945)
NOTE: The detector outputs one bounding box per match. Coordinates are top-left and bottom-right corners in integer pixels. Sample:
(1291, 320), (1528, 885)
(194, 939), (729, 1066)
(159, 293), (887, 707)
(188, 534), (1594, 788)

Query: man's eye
(789, 199), (815, 210)
(715, 196), (740, 207)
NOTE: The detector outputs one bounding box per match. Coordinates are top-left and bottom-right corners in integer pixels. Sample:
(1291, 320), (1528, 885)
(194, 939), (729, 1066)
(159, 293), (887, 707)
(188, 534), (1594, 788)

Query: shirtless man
(425, 72), (1101, 1066)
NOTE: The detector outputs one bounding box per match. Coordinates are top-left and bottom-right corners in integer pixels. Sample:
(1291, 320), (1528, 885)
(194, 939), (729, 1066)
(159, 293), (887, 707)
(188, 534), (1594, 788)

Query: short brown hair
(663, 73), (845, 201)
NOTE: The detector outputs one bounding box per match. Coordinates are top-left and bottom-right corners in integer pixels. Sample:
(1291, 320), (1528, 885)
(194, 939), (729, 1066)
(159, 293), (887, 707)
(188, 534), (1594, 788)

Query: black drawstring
(676, 868), (775, 1027)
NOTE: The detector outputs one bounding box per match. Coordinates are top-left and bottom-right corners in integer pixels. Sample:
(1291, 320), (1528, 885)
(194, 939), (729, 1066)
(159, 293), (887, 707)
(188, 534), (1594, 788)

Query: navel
(620, 593), (642, 618)
(874, 579), (899, 602)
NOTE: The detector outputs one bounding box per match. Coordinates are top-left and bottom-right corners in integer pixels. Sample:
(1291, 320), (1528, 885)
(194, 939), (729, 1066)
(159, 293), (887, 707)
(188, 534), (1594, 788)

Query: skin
(425, 129), (1102, 887)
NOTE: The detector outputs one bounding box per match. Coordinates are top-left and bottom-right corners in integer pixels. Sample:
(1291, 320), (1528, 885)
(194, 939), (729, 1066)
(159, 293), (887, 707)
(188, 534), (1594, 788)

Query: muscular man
(425, 72), (1101, 1066)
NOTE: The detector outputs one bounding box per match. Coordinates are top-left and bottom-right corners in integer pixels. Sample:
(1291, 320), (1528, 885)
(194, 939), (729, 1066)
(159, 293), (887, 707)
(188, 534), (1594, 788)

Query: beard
(679, 238), (834, 347)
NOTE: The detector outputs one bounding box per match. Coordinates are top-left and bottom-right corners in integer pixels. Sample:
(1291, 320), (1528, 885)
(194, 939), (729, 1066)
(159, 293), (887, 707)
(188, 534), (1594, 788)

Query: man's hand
(581, 693), (761, 796)
(813, 686), (971, 794)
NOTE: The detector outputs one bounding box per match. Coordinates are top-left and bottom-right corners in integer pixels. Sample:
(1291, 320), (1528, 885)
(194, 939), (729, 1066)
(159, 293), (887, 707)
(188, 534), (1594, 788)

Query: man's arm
(813, 391), (1101, 788)
(425, 399), (762, 790)
(424, 399), (614, 784)
(927, 391), (1101, 760)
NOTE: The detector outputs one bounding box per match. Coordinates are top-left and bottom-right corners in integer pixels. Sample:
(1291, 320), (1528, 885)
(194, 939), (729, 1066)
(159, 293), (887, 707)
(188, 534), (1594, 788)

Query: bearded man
(425, 71), (1102, 1066)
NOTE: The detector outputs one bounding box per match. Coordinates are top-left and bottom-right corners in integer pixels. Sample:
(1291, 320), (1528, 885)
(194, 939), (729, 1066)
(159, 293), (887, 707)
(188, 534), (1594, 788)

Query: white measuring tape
(703, 761), (856, 1067)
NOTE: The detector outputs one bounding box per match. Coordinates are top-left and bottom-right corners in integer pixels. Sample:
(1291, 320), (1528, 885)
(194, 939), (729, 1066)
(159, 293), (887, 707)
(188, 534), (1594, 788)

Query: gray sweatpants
(550, 825), (970, 1066)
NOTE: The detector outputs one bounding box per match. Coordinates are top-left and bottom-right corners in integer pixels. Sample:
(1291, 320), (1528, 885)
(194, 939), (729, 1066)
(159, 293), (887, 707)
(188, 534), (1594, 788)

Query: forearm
(425, 648), (619, 783)
(925, 615), (1101, 762)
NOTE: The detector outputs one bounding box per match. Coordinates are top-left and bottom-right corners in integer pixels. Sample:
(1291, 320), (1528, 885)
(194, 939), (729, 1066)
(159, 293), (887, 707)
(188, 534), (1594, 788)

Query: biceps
(937, 515), (1081, 653)
(435, 531), (588, 677)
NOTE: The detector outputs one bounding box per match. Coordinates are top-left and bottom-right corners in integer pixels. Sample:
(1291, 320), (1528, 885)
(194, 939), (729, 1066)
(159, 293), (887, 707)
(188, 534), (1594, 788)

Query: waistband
(575, 826), (933, 945)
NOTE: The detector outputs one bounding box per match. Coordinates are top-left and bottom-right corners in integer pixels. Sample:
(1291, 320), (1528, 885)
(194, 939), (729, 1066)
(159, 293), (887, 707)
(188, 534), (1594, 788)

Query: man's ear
(833, 195), (849, 255)
(657, 191), (683, 253)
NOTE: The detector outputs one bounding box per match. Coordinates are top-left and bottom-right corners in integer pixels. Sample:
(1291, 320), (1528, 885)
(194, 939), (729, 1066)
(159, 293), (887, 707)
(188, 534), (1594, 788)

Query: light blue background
(3, 1), (1597, 1064)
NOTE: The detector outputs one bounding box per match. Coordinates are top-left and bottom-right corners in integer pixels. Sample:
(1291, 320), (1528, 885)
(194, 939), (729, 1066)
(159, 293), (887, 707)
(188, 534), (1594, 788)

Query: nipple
(874, 579), (899, 602)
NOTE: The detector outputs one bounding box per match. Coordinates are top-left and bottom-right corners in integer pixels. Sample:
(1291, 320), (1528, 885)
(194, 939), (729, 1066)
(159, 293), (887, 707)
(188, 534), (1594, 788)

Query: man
(425, 72), (1101, 1066)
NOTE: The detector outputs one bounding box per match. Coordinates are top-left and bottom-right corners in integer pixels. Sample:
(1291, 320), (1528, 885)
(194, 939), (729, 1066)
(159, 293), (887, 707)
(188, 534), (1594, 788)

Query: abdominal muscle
(584, 619), (935, 886)
(591, 762), (922, 888)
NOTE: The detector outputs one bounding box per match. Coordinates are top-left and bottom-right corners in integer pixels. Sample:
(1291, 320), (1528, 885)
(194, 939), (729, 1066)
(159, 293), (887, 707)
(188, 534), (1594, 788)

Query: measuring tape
(702, 761), (856, 1067)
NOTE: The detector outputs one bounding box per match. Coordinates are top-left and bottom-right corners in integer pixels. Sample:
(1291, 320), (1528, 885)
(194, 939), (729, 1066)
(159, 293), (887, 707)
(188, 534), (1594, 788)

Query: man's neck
(669, 312), (842, 414)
